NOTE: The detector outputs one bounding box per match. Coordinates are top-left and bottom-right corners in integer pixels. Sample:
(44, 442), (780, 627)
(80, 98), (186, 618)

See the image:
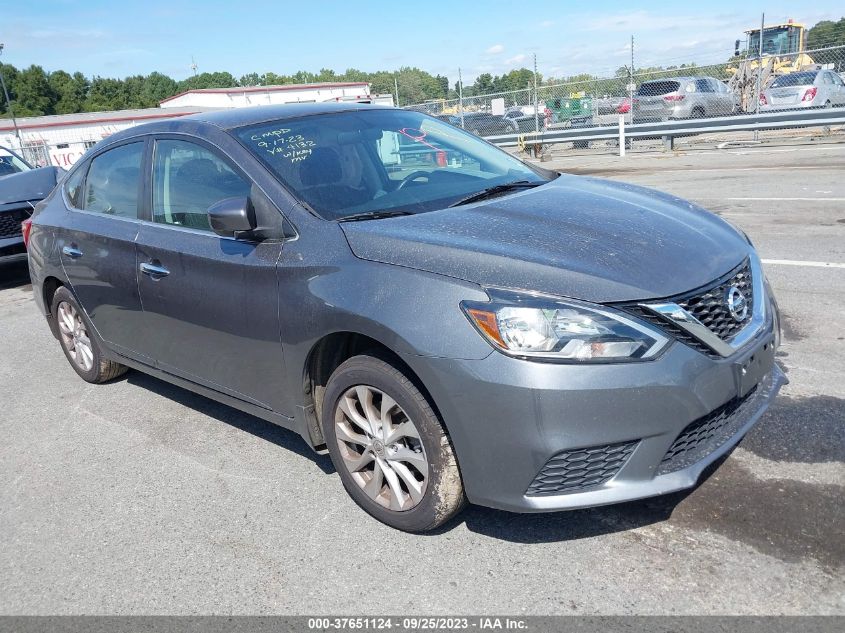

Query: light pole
(0, 43), (22, 147)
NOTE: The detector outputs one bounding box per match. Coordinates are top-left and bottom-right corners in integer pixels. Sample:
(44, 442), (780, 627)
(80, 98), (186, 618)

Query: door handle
(139, 262), (170, 278)
(62, 245), (83, 259)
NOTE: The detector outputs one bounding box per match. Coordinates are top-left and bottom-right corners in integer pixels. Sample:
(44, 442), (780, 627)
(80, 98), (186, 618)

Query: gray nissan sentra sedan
(26, 103), (786, 532)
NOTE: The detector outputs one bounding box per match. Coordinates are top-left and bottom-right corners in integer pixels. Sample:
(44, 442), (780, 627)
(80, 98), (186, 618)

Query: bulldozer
(727, 19), (818, 112)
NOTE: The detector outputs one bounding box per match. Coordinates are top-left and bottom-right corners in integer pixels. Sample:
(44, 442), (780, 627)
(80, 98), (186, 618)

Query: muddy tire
(322, 354), (465, 532)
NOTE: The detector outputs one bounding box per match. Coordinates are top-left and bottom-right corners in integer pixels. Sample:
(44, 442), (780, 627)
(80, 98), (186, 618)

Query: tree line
(0, 63), (529, 118)
(1, 17), (842, 118)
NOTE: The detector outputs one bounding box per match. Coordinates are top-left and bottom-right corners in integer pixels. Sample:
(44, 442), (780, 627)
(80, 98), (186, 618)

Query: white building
(0, 106), (210, 168)
(2, 82), (393, 168)
(159, 81), (389, 109)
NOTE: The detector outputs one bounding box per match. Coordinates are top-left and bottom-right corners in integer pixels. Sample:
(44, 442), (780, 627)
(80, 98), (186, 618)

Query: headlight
(462, 290), (670, 362)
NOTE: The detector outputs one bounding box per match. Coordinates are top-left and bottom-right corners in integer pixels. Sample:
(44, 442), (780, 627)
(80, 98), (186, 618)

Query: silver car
(760, 70), (845, 111)
(633, 76), (736, 122)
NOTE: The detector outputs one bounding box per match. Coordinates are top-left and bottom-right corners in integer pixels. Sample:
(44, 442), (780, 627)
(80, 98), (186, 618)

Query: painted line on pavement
(761, 259), (845, 269)
(725, 197), (845, 201)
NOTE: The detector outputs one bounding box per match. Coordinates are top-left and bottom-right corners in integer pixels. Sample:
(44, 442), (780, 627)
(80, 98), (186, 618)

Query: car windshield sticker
(248, 129), (317, 163)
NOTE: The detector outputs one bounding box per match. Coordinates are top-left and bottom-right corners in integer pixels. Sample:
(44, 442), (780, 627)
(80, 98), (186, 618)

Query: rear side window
(83, 142), (144, 218)
(152, 139), (251, 232)
(637, 81), (680, 96)
(64, 167), (85, 208)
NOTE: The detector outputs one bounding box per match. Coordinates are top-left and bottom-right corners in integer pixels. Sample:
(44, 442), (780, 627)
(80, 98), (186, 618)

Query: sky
(3, 1), (844, 84)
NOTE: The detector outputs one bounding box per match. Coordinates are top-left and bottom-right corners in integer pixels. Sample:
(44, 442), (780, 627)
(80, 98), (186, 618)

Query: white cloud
(485, 44), (505, 54)
(504, 53), (527, 65)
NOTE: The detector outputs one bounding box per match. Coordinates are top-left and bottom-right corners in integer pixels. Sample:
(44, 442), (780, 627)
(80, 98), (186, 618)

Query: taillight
(801, 87), (817, 102)
(21, 218), (33, 249)
(759, 93), (768, 105)
(663, 94), (685, 101)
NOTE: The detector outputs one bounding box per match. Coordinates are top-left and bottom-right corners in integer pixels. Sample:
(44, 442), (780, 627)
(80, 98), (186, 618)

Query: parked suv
(27, 104), (785, 532)
(633, 77), (736, 122)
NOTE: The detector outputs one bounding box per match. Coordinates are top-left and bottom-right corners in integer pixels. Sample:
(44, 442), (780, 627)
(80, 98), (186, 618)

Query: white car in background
(759, 70), (845, 111)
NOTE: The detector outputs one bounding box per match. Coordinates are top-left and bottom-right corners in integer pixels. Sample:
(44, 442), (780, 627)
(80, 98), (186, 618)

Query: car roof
(640, 77), (708, 83)
(183, 102), (390, 130)
(95, 102), (399, 146)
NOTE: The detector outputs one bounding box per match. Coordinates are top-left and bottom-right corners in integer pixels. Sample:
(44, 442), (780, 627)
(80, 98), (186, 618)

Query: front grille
(678, 260), (753, 341)
(526, 440), (638, 496)
(621, 304), (715, 357)
(617, 259), (753, 358)
(658, 386), (758, 475)
(0, 207), (30, 239)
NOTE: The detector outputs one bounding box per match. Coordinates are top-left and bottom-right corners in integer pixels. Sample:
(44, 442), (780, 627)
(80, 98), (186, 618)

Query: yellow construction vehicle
(735, 20), (816, 73)
(727, 19), (817, 112)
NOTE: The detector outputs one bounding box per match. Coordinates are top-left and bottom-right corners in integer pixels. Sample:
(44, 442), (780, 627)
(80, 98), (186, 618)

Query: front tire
(322, 354), (465, 532)
(52, 286), (127, 384)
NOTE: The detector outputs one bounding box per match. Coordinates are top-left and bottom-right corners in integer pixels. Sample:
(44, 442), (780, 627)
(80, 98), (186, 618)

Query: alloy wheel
(57, 301), (94, 372)
(334, 385), (429, 511)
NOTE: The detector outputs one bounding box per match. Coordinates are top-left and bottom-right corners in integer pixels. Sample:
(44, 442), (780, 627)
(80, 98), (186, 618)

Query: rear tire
(692, 106), (706, 119)
(322, 354), (465, 532)
(52, 286), (128, 384)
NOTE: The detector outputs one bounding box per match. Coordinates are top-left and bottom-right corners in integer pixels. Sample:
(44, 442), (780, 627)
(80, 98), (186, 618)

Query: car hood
(0, 166), (61, 206)
(340, 174), (750, 303)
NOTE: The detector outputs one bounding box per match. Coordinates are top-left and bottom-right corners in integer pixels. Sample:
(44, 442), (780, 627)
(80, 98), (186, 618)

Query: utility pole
(754, 12), (764, 140)
(458, 67), (464, 129)
(0, 44), (22, 148)
(629, 35), (635, 124)
(755, 12), (764, 115)
(533, 53), (539, 133)
(394, 75), (399, 107)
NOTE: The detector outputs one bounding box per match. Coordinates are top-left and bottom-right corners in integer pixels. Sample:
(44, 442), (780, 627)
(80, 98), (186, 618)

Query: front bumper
(403, 315), (785, 513)
(0, 236), (27, 265)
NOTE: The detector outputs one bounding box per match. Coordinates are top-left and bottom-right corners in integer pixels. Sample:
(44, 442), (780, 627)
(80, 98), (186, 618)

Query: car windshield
(234, 109), (550, 220)
(637, 81), (681, 96)
(770, 72), (818, 88)
(0, 146), (32, 177)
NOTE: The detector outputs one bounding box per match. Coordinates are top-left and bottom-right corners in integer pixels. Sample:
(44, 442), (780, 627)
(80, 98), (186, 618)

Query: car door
(134, 136), (288, 413)
(825, 72), (845, 105)
(712, 79), (731, 115)
(56, 140), (150, 359)
(694, 79), (714, 116)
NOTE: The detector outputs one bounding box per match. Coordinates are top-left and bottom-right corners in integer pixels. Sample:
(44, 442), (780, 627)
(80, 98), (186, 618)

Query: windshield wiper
(337, 209), (413, 223)
(448, 181), (543, 207)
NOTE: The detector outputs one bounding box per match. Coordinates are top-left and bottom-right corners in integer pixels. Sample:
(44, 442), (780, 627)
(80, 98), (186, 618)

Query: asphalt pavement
(1, 141), (843, 615)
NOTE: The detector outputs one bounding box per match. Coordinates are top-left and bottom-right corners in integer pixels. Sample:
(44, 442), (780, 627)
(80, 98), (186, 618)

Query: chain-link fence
(406, 45), (845, 154)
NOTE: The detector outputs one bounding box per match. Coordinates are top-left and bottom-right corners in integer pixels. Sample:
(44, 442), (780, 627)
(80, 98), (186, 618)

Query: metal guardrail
(484, 107), (845, 152)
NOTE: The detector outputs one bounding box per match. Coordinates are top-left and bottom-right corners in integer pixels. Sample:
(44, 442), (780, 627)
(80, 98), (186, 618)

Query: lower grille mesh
(658, 386), (758, 475)
(0, 207), (30, 239)
(526, 440), (638, 496)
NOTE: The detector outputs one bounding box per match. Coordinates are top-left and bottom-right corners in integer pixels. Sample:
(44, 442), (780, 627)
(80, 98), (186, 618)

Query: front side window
(0, 146), (31, 176)
(152, 139), (251, 231)
(234, 109), (549, 220)
(83, 142), (144, 218)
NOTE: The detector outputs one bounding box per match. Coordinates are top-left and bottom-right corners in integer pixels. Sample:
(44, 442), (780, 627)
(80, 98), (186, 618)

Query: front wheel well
(302, 332), (440, 449)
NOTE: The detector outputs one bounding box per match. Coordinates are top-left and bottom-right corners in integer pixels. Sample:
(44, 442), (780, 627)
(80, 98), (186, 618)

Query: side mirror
(208, 196), (256, 239)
